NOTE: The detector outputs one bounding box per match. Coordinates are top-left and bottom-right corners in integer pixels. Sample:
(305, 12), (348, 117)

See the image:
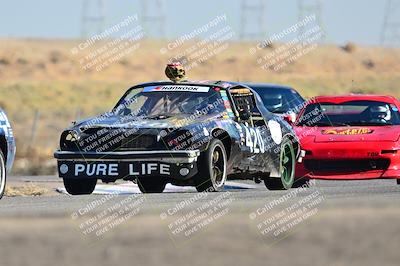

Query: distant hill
(0, 38), (398, 174)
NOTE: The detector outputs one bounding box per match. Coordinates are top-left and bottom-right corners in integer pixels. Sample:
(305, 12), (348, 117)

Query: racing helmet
(165, 62), (186, 82)
(369, 105), (391, 122)
(264, 93), (283, 112)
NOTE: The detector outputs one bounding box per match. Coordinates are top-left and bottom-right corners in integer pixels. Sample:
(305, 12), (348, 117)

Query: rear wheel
(195, 139), (227, 192)
(264, 138), (295, 190)
(0, 151), (6, 199)
(397, 179), (400, 185)
(137, 177), (166, 193)
(63, 178), (97, 195)
(292, 178), (311, 188)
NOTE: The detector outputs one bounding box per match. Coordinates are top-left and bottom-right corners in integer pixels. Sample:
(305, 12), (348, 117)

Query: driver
(179, 94), (204, 114)
(263, 94), (283, 112)
(369, 105), (391, 123)
(180, 93), (222, 115)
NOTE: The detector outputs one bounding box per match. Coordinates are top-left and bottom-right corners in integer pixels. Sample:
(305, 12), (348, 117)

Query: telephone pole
(297, 0), (325, 41)
(239, 0), (267, 40)
(81, 0), (106, 38)
(140, 0), (166, 38)
(381, 0), (400, 46)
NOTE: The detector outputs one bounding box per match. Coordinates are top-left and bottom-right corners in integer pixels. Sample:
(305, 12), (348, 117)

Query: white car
(0, 109), (16, 199)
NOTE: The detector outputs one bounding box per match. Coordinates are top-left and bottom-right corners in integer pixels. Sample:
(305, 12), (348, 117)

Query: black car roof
(135, 80), (240, 89)
(242, 83), (294, 91)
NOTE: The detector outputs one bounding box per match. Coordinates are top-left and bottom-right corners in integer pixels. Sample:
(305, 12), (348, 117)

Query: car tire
(264, 138), (295, 190)
(63, 178), (97, 195)
(397, 179), (400, 185)
(0, 150), (6, 199)
(137, 177), (166, 193)
(195, 139), (227, 192)
(292, 178), (311, 188)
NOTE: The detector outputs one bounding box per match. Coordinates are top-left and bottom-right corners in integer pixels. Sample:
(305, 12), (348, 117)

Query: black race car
(54, 80), (301, 194)
(244, 83), (305, 115)
(0, 108), (16, 199)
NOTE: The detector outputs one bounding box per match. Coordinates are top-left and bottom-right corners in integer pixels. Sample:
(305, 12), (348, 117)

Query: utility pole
(297, 0), (325, 41)
(140, 0), (166, 38)
(381, 0), (400, 46)
(81, 0), (106, 38)
(239, 0), (267, 40)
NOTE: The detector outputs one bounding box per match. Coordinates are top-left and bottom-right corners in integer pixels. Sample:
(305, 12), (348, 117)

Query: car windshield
(251, 87), (304, 114)
(297, 100), (400, 126)
(115, 85), (227, 118)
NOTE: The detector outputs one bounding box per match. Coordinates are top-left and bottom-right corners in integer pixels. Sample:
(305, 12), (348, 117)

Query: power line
(381, 0), (400, 46)
(81, 0), (106, 38)
(239, 0), (267, 40)
(297, 0), (325, 41)
(140, 0), (166, 38)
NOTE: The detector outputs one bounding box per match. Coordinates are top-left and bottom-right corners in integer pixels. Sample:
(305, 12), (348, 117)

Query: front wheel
(63, 178), (97, 195)
(137, 177), (166, 193)
(397, 179), (400, 185)
(0, 150), (6, 199)
(264, 138), (295, 190)
(194, 139), (227, 192)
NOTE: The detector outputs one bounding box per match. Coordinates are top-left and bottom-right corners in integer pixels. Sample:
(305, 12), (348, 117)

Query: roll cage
(112, 81), (270, 127)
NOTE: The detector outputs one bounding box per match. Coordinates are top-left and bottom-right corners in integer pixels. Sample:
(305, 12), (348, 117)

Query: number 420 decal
(243, 126), (265, 153)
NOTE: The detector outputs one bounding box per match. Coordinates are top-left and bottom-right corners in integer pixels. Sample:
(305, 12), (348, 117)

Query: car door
(229, 88), (268, 171)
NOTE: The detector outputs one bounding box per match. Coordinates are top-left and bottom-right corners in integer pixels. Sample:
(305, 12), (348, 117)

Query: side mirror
(283, 113), (297, 124)
(238, 109), (251, 121)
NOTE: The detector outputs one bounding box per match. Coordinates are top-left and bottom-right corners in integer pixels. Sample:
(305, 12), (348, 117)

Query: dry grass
(0, 38), (399, 174)
(5, 184), (49, 197)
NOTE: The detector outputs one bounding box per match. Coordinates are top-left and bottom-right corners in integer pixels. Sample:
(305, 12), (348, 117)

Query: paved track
(1, 176), (400, 266)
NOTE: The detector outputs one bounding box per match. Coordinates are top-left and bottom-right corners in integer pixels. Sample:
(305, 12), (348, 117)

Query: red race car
(292, 94), (400, 183)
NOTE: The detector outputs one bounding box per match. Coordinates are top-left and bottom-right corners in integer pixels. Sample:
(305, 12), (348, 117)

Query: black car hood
(74, 112), (220, 131)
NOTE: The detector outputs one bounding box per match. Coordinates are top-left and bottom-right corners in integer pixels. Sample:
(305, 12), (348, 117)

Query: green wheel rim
(280, 141), (295, 187)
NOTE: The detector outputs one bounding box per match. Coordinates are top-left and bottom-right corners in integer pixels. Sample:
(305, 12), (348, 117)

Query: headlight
(65, 130), (80, 142)
(60, 130), (81, 151)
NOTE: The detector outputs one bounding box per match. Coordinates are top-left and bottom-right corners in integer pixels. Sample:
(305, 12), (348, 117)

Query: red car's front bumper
(296, 141), (400, 180)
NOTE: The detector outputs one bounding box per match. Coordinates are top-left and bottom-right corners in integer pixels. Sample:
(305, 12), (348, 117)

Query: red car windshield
(297, 100), (400, 126)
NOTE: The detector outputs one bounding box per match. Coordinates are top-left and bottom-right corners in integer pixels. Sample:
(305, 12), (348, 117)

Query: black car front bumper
(54, 150), (200, 180)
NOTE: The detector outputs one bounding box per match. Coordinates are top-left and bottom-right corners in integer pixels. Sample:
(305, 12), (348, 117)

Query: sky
(0, 0), (392, 46)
